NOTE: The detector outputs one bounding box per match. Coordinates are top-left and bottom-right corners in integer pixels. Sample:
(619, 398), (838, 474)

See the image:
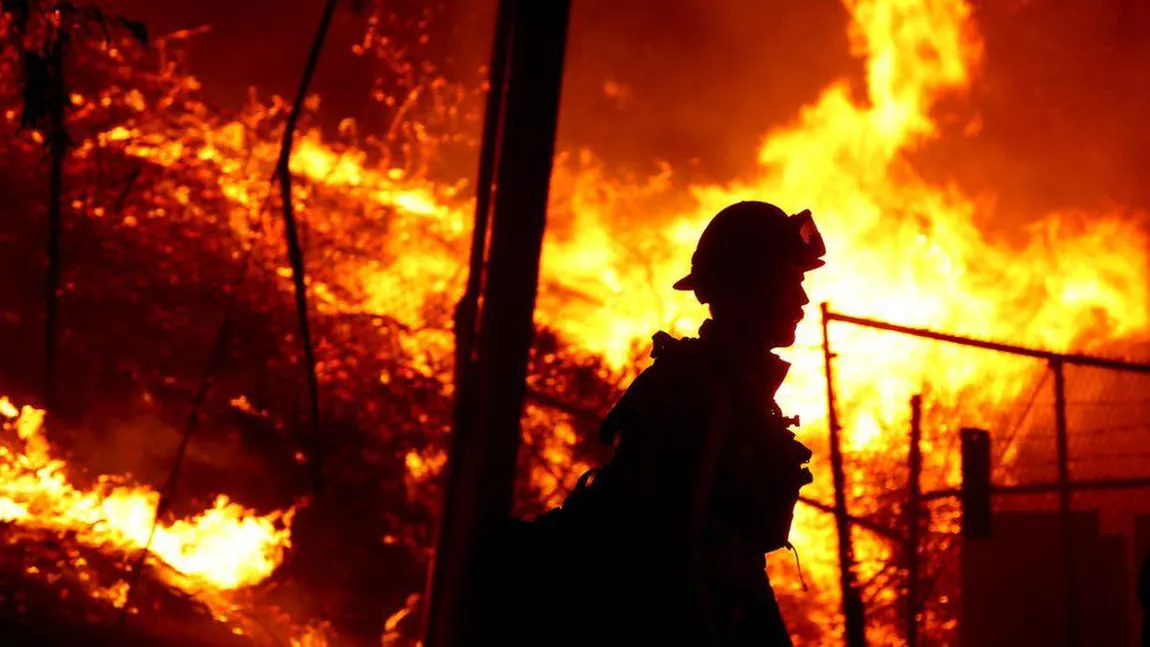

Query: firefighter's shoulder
(644, 330), (727, 408)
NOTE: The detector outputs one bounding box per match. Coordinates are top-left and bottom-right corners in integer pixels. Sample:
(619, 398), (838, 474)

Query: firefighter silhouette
(488, 201), (824, 646)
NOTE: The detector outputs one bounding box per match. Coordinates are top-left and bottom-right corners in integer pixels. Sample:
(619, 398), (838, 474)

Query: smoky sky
(90, 0), (1150, 219)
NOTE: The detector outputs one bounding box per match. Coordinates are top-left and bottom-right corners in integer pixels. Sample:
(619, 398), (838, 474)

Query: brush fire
(1, 0), (1148, 645)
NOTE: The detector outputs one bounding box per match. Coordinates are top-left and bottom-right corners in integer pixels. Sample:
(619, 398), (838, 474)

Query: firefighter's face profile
(709, 267), (809, 347)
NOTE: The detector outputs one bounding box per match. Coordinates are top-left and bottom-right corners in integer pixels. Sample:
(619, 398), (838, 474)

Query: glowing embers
(0, 397), (293, 594)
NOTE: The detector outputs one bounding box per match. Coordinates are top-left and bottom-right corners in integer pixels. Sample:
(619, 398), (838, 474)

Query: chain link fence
(821, 306), (1150, 646)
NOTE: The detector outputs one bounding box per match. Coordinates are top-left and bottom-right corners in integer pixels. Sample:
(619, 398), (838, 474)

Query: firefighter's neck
(702, 315), (780, 353)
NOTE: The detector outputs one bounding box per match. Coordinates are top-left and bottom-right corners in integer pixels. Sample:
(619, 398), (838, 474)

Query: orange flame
(0, 396), (292, 597)
(10, 0), (1146, 640)
(101, 0), (1145, 636)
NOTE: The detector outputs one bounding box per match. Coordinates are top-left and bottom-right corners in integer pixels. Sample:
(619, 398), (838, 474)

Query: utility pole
(820, 303), (867, 647)
(423, 2), (570, 647)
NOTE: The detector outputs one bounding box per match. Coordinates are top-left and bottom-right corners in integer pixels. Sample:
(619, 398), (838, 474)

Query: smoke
(916, 0), (1150, 221)
(560, 0), (1150, 223)
(558, 0), (855, 182)
(89, 0), (1150, 222)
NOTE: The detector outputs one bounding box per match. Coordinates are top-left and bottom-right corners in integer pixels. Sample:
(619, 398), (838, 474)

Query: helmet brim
(672, 274), (695, 291)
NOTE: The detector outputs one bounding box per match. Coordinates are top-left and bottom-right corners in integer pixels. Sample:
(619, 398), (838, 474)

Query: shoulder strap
(597, 330), (695, 445)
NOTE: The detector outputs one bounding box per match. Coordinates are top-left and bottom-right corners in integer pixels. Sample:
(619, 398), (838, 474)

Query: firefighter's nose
(794, 441), (813, 465)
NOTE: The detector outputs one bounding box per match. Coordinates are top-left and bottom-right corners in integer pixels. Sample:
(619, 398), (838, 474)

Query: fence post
(906, 394), (923, 647)
(820, 303), (867, 647)
(1051, 359), (1079, 647)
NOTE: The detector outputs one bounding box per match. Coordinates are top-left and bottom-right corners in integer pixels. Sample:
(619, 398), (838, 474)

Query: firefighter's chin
(759, 496), (801, 553)
(764, 320), (800, 349)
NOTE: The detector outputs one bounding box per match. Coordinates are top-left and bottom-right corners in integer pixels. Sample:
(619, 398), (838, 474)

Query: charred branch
(43, 41), (65, 413)
(275, 0), (342, 497)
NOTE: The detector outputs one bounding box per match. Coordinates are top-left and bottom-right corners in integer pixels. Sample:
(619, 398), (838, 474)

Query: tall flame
(690, 0), (1146, 442)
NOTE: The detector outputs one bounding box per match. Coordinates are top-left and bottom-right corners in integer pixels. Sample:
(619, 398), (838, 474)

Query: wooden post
(906, 394), (923, 647)
(423, 3), (570, 646)
(452, 0), (512, 394)
(820, 303), (867, 647)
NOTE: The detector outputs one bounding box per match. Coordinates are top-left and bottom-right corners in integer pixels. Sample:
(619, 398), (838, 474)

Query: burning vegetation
(1, 0), (1148, 645)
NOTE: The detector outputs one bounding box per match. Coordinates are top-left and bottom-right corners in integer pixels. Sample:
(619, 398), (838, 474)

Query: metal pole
(423, 2), (570, 646)
(1052, 359), (1079, 646)
(958, 428), (992, 538)
(906, 394), (923, 647)
(823, 309), (1150, 374)
(821, 302), (867, 647)
(922, 476), (1150, 502)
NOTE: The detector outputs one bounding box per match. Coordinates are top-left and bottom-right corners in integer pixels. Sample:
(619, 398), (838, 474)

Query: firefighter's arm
(650, 367), (734, 642)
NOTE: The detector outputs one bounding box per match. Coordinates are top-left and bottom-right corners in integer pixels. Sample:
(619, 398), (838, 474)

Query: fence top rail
(823, 307), (1150, 374)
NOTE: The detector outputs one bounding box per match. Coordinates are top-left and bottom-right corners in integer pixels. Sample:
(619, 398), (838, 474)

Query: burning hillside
(0, 396), (336, 645)
(1, 0), (1148, 645)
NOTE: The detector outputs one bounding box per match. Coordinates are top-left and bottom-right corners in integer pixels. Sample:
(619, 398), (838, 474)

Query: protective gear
(491, 200), (824, 647)
(673, 201), (826, 294)
(546, 323), (811, 646)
